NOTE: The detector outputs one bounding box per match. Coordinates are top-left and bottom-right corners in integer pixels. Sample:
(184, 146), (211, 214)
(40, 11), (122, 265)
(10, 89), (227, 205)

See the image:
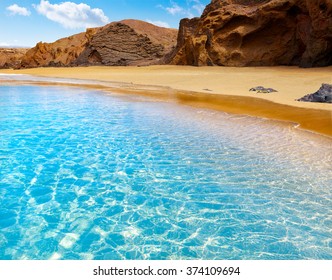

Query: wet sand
(1, 65), (331, 137)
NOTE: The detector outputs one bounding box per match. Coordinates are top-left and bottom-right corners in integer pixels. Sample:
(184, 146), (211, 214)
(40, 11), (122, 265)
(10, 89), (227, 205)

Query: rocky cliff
(168, 0), (332, 67)
(0, 48), (28, 69)
(18, 20), (177, 68)
(73, 20), (177, 66)
(19, 30), (97, 68)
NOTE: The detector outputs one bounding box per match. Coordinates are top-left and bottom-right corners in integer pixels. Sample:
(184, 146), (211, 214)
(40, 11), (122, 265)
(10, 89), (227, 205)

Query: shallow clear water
(0, 84), (331, 260)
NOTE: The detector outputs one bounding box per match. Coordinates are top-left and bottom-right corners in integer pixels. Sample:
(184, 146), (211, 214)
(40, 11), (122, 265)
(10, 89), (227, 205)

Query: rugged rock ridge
(168, 0), (332, 67)
(0, 48), (28, 69)
(18, 20), (177, 68)
(20, 30), (97, 68)
(74, 20), (177, 66)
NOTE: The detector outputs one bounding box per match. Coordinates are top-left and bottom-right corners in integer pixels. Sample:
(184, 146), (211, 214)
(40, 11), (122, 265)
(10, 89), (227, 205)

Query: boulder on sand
(297, 84), (332, 103)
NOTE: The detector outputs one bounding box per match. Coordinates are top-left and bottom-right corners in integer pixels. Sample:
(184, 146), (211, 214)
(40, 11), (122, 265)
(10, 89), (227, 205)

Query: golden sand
(1, 65), (331, 137)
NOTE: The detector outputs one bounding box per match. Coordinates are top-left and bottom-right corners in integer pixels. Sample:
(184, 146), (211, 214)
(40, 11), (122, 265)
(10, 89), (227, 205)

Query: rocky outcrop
(298, 84), (332, 103)
(19, 28), (100, 68)
(168, 0), (332, 67)
(17, 20), (177, 68)
(74, 20), (177, 66)
(0, 48), (28, 69)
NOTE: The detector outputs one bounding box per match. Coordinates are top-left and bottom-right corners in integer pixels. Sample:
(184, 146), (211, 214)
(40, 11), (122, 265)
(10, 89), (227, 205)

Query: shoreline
(0, 65), (331, 137)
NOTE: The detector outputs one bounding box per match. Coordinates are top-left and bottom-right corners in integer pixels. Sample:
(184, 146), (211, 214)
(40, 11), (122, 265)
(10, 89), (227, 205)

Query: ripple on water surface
(0, 85), (331, 260)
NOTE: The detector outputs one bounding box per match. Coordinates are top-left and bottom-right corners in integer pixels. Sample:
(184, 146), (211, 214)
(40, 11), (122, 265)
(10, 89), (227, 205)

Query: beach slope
(1, 66), (331, 137)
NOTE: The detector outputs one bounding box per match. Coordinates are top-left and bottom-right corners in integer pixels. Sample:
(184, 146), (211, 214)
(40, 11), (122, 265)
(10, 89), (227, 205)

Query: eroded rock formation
(74, 20), (177, 66)
(168, 0), (332, 67)
(19, 29), (98, 68)
(0, 48), (28, 69)
(17, 20), (177, 68)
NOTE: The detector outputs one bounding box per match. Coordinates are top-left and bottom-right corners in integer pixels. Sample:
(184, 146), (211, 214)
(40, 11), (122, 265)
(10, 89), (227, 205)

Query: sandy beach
(1, 65), (331, 137)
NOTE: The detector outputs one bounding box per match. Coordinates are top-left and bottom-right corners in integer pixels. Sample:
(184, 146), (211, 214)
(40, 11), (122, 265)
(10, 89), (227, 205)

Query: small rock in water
(297, 84), (332, 103)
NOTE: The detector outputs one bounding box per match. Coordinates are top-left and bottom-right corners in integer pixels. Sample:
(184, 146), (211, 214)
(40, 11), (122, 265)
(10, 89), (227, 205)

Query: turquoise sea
(0, 78), (331, 260)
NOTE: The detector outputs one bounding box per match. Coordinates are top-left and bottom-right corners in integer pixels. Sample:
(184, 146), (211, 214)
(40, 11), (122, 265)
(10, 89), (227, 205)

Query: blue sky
(0, 0), (210, 47)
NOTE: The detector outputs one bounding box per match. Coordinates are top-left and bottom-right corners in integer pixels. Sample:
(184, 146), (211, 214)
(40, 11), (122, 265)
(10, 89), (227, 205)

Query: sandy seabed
(1, 65), (331, 137)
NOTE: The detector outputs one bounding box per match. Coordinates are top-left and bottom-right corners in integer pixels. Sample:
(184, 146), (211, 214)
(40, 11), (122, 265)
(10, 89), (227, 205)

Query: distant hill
(16, 19), (177, 68)
(73, 20), (178, 66)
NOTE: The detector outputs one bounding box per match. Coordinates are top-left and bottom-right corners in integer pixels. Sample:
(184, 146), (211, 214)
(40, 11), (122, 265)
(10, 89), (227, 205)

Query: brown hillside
(120, 19), (178, 53)
(73, 20), (177, 66)
(17, 20), (178, 68)
(0, 48), (28, 69)
(19, 28), (100, 68)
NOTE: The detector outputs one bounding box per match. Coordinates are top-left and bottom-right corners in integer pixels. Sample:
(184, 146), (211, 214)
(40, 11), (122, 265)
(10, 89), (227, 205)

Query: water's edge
(1, 74), (331, 140)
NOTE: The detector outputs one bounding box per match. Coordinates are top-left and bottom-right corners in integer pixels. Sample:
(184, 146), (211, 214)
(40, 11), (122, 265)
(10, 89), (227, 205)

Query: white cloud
(165, 3), (184, 15)
(34, 0), (109, 29)
(0, 42), (10, 47)
(146, 20), (170, 28)
(6, 4), (31, 16)
(160, 1), (206, 18)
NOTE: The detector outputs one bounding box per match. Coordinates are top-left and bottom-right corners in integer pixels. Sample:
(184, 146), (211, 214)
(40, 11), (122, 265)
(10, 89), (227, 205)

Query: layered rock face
(74, 20), (177, 66)
(168, 0), (332, 67)
(18, 20), (177, 68)
(0, 48), (28, 69)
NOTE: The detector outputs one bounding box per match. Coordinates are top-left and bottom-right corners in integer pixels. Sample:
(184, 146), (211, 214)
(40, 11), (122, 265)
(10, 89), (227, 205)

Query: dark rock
(249, 86), (266, 92)
(249, 86), (278, 93)
(297, 83), (332, 103)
